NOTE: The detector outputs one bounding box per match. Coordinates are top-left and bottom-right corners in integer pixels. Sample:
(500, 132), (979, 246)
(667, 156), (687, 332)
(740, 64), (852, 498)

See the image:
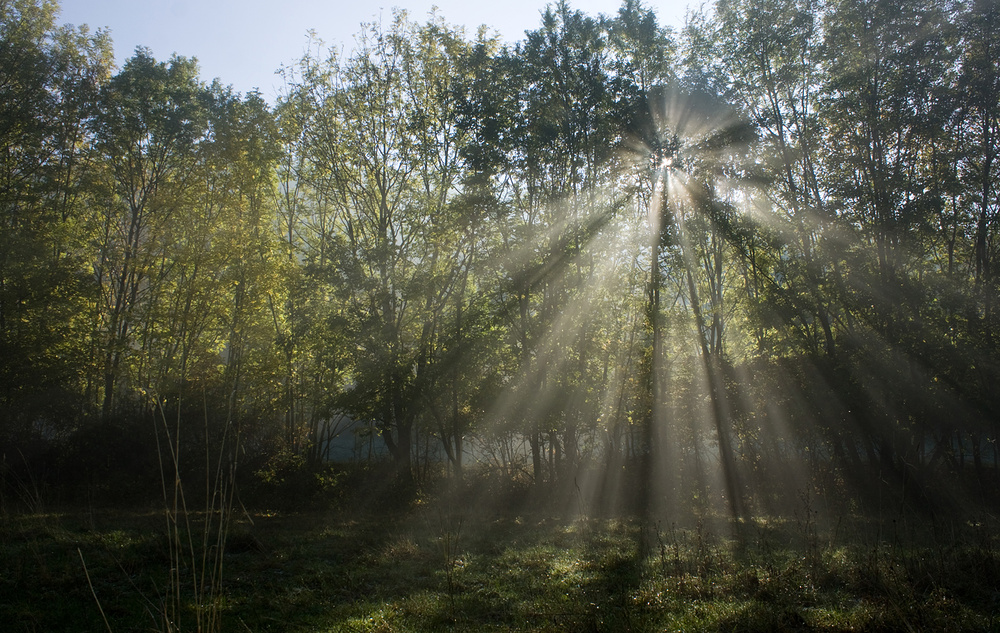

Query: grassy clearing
(2, 499), (998, 632)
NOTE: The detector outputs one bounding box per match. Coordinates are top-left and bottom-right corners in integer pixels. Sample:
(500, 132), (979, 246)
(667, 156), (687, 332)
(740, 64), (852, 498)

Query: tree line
(2, 0), (998, 515)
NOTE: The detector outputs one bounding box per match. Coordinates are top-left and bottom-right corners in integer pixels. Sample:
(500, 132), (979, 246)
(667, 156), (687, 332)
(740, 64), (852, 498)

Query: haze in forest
(6, 0), (1000, 628)
(3, 0), (1000, 540)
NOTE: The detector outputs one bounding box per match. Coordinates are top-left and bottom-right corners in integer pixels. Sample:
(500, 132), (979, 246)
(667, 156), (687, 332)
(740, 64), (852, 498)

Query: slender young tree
(90, 50), (210, 419)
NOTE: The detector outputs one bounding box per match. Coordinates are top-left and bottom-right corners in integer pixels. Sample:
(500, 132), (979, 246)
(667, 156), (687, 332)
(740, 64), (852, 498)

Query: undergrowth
(2, 501), (998, 632)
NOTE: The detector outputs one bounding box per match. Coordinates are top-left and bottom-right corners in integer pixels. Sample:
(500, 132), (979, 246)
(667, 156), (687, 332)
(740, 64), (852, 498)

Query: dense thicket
(2, 0), (998, 517)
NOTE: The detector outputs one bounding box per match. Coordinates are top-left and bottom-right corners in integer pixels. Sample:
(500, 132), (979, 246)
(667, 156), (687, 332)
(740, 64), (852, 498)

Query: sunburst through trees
(2, 0), (1000, 530)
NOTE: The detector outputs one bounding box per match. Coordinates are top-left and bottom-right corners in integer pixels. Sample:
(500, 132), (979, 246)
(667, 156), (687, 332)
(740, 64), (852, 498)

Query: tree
(287, 12), (482, 482)
(819, 0), (962, 482)
(958, 0), (1000, 313)
(89, 50), (209, 419)
(501, 0), (616, 485)
(0, 0), (112, 443)
(716, 0), (840, 358)
(619, 2), (759, 511)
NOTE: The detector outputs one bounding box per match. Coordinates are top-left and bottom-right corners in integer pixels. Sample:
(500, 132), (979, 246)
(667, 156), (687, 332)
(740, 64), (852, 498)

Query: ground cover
(2, 496), (998, 632)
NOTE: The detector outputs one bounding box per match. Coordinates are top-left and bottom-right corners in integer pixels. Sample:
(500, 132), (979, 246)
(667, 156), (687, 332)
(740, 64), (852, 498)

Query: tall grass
(152, 394), (242, 633)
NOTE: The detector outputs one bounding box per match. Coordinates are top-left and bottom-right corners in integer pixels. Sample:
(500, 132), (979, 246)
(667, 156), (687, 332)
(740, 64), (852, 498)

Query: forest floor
(2, 492), (999, 632)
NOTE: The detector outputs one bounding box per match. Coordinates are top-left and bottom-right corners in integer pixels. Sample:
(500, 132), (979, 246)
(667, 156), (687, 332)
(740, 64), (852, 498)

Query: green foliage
(4, 503), (1000, 631)
(0, 0), (111, 444)
(3, 0), (1000, 536)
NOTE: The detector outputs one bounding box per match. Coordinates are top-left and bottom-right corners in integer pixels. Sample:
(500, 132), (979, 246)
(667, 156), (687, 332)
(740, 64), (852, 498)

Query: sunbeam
(9, 0), (1000, 629)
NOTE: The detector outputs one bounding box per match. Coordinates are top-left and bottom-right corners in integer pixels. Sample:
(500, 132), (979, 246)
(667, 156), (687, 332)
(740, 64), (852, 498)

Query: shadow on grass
(4, 494), (1000, 632)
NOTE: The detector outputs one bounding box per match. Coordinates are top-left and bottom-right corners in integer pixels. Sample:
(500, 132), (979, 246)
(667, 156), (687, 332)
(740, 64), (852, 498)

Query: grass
(2, 496), (998, 632)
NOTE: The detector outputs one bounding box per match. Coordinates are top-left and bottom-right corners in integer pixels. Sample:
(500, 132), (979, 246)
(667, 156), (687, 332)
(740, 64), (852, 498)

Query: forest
(2, 0), (1000, 630)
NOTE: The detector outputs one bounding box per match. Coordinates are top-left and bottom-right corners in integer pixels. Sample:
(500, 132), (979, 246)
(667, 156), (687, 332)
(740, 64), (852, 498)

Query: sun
(462, 81), (767, 522)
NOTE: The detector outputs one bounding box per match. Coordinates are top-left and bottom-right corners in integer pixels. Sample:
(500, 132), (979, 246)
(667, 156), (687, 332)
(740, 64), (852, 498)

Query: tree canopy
(2, 0), (999, 518)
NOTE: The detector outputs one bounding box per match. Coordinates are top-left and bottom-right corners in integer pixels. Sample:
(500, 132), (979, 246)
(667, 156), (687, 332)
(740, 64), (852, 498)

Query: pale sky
(56, 0), (694, 102)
